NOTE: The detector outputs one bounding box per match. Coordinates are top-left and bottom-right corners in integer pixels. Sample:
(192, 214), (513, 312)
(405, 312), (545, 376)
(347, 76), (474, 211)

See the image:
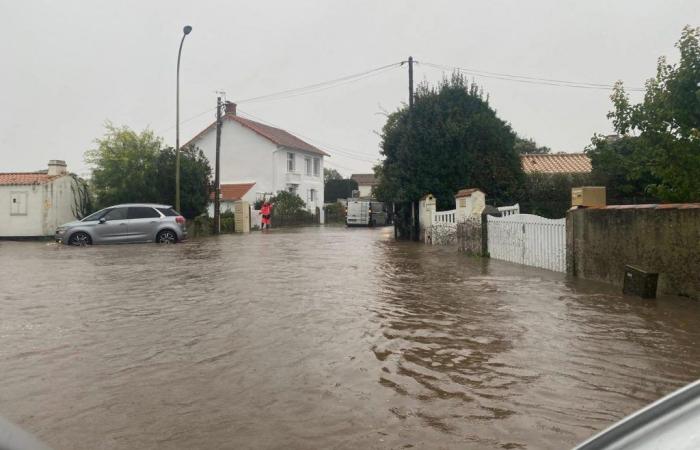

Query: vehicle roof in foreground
(574, 378), (700, 450)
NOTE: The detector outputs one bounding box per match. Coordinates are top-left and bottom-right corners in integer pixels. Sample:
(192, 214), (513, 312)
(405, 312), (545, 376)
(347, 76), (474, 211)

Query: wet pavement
(1, 226), (699, 449)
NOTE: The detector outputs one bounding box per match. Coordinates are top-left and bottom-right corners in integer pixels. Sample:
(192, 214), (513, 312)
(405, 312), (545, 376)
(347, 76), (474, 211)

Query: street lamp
(175, 25), (192, 213)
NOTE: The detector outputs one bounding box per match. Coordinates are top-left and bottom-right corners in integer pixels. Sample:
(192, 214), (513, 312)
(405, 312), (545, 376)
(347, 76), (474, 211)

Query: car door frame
(92, 207), (129, 243)
(126, 207), (163, 242)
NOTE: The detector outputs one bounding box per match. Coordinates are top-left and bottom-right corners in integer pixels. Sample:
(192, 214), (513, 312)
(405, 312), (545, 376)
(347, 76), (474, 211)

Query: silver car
(55, 203), (187, 245)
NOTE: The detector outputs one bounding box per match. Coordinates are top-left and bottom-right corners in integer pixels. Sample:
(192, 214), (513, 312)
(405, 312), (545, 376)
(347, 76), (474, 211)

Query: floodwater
(1, 227), (699, 450)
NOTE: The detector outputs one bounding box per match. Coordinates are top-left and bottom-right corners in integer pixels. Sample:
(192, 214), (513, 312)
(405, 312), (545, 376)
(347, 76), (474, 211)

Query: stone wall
(567, 205), (700, 299)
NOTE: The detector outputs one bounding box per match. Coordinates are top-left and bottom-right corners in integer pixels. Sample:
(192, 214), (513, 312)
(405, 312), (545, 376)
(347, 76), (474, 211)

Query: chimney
(47, 160), (67, 176)
(225, 101), (237, 116)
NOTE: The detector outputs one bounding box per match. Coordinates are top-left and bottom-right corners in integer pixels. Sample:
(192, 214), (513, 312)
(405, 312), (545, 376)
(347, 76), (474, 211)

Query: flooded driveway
(1, 227), (699, 449)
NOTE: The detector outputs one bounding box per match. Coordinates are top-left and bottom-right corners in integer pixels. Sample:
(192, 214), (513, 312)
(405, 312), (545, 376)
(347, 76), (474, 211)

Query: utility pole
(408, 56), (418, 241)
(408, 55), (414, 108)
(214, 96), (222, 234)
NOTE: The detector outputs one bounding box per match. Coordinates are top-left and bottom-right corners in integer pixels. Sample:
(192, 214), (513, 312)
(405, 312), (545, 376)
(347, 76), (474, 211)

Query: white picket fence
(432, 209), (457, 224)
(486, 213), (566, 272)
(498, 203), (520, 217)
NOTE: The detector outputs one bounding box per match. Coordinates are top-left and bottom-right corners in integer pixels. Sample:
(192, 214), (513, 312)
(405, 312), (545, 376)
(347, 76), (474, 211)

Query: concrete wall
(0, 176), (78, 237)
(567, 205), (700, 299)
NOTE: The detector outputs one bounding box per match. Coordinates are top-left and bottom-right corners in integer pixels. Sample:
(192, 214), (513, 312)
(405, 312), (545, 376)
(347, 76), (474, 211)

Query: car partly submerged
(55, 203), (187, 245)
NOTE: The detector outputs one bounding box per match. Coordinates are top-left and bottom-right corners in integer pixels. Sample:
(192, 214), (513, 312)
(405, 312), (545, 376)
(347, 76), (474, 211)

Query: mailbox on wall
(571, 186), (606, 208)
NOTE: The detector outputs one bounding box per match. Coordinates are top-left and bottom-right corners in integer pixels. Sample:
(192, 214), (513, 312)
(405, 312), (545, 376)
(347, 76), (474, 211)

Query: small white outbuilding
(0, 160), (81, 237)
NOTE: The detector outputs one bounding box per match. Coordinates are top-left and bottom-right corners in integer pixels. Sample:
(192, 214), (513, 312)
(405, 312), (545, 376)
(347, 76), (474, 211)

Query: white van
(346, 200), (389, 226)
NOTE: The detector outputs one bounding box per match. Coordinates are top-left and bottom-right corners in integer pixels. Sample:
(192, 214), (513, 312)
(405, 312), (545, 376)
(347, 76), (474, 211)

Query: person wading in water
(260, 201), (272, 230)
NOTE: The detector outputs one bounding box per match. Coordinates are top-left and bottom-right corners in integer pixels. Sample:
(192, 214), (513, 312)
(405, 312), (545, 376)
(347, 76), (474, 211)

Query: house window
(10, 192), (28, 216)
(309, 189), (316, 203)
(305, 157), (312, 176)
(313, 158), (320, 177)
(287, 152), (295, 172)
(287, 184), (298, 195)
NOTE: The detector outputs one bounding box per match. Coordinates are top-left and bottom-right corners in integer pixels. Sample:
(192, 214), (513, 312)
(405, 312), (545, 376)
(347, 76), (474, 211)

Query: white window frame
(309, 189), (316, 203)
(305, 157), (312, 176)
(313, 158), (320, 177)
(10, 191), (28, 216)
(287, 152), (295, 172)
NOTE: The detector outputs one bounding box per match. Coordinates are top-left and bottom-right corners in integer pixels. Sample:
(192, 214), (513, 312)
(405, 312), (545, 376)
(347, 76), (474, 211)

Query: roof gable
(185, 114), (329, 157)
(521, 153), (592, 174)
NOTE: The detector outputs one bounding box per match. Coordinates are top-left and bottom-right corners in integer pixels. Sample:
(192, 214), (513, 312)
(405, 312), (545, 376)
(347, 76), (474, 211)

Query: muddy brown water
(1, 226), (699, 450)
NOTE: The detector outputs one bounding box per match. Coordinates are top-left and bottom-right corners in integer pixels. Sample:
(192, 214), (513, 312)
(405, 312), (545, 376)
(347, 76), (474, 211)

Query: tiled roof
(521, 153), (592, 174)
(0, 172), (59, 186)
(210, 182), (256, 202)
(185, 114), (329, 157)
(455, 188), (483, 198)
(350, 173), (377, 185)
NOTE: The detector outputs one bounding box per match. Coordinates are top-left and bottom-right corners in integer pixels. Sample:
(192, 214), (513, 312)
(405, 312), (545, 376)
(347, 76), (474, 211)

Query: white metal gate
(486, 214), (566, 272)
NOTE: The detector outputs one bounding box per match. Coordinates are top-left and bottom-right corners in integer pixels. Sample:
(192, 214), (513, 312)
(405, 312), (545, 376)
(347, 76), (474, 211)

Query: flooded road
(1, 226), (699, 449)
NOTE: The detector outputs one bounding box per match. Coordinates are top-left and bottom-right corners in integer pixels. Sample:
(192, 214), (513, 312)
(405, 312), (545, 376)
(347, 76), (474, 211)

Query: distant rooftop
(521, 153), (592, 174)
(209, 182), (256, 202)
(350, 173), (377, 186)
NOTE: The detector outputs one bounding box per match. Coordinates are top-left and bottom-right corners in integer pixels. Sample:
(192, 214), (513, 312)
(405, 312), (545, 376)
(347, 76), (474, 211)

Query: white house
(350, 173), (377, 198)
(0, 160), (80, 237)
(185, 102), (328, 222)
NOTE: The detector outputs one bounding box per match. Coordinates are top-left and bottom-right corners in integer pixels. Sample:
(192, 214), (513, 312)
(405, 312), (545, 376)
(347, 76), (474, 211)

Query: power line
(421, 62), (645, 92)
(237, 109), (380, 164)
(235, 62), (402, 104)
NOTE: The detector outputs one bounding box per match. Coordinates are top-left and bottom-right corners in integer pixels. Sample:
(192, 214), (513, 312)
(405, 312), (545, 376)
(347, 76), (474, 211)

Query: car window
(103, 207), (128, 221)
(128, 207), (161, 219)
(82, 209), (107, 222)
(156, 207), (179, 217)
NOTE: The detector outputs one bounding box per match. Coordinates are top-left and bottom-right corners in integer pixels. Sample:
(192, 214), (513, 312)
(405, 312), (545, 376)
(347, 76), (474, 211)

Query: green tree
(515, 137), (551, 154)
(270, 191), (306, 215)
(603, 26), (700, 202)
(585, 135), (660, 200)
(324, 178), (358, 203)
(375, 73), (524, 210)
(153, 146), (212, 218)
(86, 124), (212, 217)
(324, 168), (343, 183)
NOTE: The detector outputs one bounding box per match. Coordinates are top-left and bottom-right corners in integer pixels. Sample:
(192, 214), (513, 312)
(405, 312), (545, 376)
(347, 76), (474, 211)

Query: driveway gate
(486, 214), (566, 272)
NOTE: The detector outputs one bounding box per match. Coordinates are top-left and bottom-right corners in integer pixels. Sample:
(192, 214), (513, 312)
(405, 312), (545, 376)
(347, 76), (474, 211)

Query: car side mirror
(99, 217), (106, 224)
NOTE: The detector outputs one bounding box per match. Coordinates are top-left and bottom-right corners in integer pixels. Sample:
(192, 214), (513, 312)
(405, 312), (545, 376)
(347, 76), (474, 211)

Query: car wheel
(156, 229), (177, 244)
(68, 231), (92, 246)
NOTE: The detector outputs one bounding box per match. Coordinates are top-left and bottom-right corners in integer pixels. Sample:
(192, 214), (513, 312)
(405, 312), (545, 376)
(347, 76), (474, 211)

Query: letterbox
(623, 265), (658, 299)
(571, 186), (606, 207)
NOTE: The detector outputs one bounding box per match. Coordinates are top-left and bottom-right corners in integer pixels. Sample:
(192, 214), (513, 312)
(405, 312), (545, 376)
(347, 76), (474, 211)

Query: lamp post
(175, 25), (192, 213)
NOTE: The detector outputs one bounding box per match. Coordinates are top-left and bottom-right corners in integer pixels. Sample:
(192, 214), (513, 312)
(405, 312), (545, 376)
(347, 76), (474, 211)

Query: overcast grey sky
(1, 0), (697, 177)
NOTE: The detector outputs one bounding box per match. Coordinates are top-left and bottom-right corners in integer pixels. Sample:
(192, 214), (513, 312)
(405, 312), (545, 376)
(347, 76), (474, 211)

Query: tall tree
(86, 124), (212, 217)
(323, 168), (343, 183)
(515, 137), (551, 154)
(324, 178), (358, 203)
(601, 26), (700, 202)
(375, 73), (524, 210)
